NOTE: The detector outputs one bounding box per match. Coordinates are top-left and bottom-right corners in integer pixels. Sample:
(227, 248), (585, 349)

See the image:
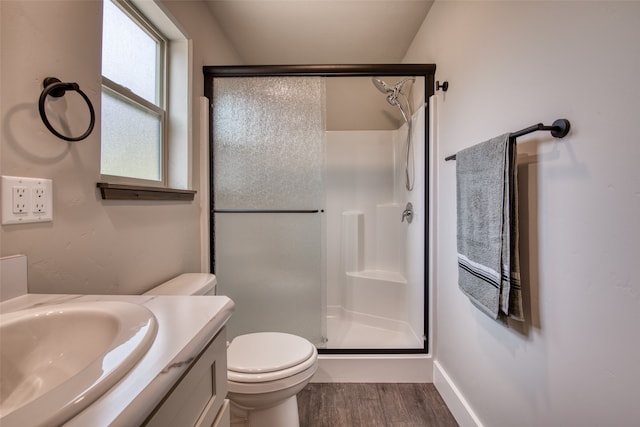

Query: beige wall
(405, 1), (640, 425)
(326, 77), (403, 131)
(0, 0), (241, 295)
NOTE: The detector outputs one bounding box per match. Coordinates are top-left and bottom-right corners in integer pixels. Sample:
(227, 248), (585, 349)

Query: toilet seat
(227, 332), (317, 383)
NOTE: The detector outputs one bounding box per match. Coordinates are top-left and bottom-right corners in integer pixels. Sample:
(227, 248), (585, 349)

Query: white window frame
(101, 0), (169, 188)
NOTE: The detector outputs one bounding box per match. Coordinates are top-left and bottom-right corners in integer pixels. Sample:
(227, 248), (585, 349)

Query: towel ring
(38, 77), (95, 142)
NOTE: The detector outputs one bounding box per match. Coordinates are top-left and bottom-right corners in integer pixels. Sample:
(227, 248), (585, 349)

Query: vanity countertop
(0, 293), (234, 427)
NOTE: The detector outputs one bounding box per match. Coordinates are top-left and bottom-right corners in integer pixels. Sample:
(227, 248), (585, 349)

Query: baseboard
(312, 354), (433, 383)
(433, 360), (484, 427)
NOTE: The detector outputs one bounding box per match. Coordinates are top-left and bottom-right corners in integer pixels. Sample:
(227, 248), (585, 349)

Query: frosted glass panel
(101, 90), (161, 181)
(212, 77), (325, 345)
(102, 0), (158, 104)
(215, 213), (323, 345)
(213, 77), (325, 209)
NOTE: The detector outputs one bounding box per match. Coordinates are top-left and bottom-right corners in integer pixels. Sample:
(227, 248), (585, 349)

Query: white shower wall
(325, 130), (395, 306)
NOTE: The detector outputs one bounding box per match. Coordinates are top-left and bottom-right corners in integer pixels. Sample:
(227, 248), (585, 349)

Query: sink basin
(0, 301), (158, 426)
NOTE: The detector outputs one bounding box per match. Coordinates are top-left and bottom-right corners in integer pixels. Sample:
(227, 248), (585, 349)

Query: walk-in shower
(204, 65), (434, 355)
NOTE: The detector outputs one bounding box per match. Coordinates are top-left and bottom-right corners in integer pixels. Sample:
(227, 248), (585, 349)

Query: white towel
(456, 133), (523, 321)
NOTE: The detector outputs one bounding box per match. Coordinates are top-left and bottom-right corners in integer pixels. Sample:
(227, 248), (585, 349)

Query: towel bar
(444, 118), (570, 161)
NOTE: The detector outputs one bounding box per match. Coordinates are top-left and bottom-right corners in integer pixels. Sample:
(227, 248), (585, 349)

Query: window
(101, 0), (167, 185)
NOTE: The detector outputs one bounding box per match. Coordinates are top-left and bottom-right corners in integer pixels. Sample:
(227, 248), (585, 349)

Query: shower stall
(205, 65), (435, 354)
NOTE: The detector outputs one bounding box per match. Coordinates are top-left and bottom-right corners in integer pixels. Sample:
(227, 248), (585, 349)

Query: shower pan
(204, 65), (435, 355)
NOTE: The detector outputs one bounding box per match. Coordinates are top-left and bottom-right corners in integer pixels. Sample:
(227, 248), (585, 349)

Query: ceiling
(203, 0), (434, 64)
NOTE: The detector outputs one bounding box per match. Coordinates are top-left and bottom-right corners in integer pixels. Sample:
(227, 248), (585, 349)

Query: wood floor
(297, 383), (459, 427)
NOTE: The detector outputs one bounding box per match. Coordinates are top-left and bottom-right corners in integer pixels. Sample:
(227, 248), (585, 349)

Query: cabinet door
(208, 399), (230, 427)
(145, 328), (227, 427)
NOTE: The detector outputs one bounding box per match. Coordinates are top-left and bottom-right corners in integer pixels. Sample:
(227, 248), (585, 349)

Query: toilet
(144, 273), (318, 427)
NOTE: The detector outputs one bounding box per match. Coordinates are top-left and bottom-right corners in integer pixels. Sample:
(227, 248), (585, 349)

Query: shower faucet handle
(402, 202), (413, 224)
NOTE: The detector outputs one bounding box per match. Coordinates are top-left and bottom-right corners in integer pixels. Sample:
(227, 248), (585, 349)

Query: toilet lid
(227, 332), (314, 374)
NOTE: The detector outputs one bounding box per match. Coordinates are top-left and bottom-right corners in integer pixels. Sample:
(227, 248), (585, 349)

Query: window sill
(97, 182), (196, 201)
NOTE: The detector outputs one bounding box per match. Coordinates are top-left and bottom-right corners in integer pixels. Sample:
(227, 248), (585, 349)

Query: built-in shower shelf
(346, 270), (407, 284)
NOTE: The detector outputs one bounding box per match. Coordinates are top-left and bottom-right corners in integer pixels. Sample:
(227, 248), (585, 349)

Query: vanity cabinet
(145, 327), (229, 427)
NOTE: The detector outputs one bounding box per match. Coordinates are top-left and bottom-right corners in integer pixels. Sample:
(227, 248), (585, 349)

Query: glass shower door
(212, 77), (325, 346)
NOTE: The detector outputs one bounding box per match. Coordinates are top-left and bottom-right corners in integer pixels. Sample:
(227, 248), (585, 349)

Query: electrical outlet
(32, 186), (46, 213)
(2, 176), (53, 224)
(12, 187), (28, 214)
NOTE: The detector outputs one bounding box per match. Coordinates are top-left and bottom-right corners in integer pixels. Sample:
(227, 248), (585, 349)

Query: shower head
(372, 77), (400, 109)
(372, 77), (416, 107)
(372, 77), (415, 94)
(372, 77), (393, 94)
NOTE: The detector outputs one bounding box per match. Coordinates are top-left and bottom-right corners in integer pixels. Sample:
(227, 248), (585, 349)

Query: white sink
(0, 301), (158, 426)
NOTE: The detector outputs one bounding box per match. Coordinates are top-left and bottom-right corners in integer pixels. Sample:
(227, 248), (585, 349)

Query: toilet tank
(143, 273), (217, 296)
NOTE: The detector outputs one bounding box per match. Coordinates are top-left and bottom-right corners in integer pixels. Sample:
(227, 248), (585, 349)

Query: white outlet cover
(2, 176), (53, 224)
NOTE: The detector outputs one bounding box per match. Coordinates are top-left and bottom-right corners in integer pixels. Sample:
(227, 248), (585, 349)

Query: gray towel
(456, 134), (523, 321)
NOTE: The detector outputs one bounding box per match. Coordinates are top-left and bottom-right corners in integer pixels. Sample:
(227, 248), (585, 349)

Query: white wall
(405, 1), (640, 426)
(0, 0), (241, 295)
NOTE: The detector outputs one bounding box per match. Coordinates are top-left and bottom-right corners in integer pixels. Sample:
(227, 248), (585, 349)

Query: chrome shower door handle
(402, 202), (413, 223)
